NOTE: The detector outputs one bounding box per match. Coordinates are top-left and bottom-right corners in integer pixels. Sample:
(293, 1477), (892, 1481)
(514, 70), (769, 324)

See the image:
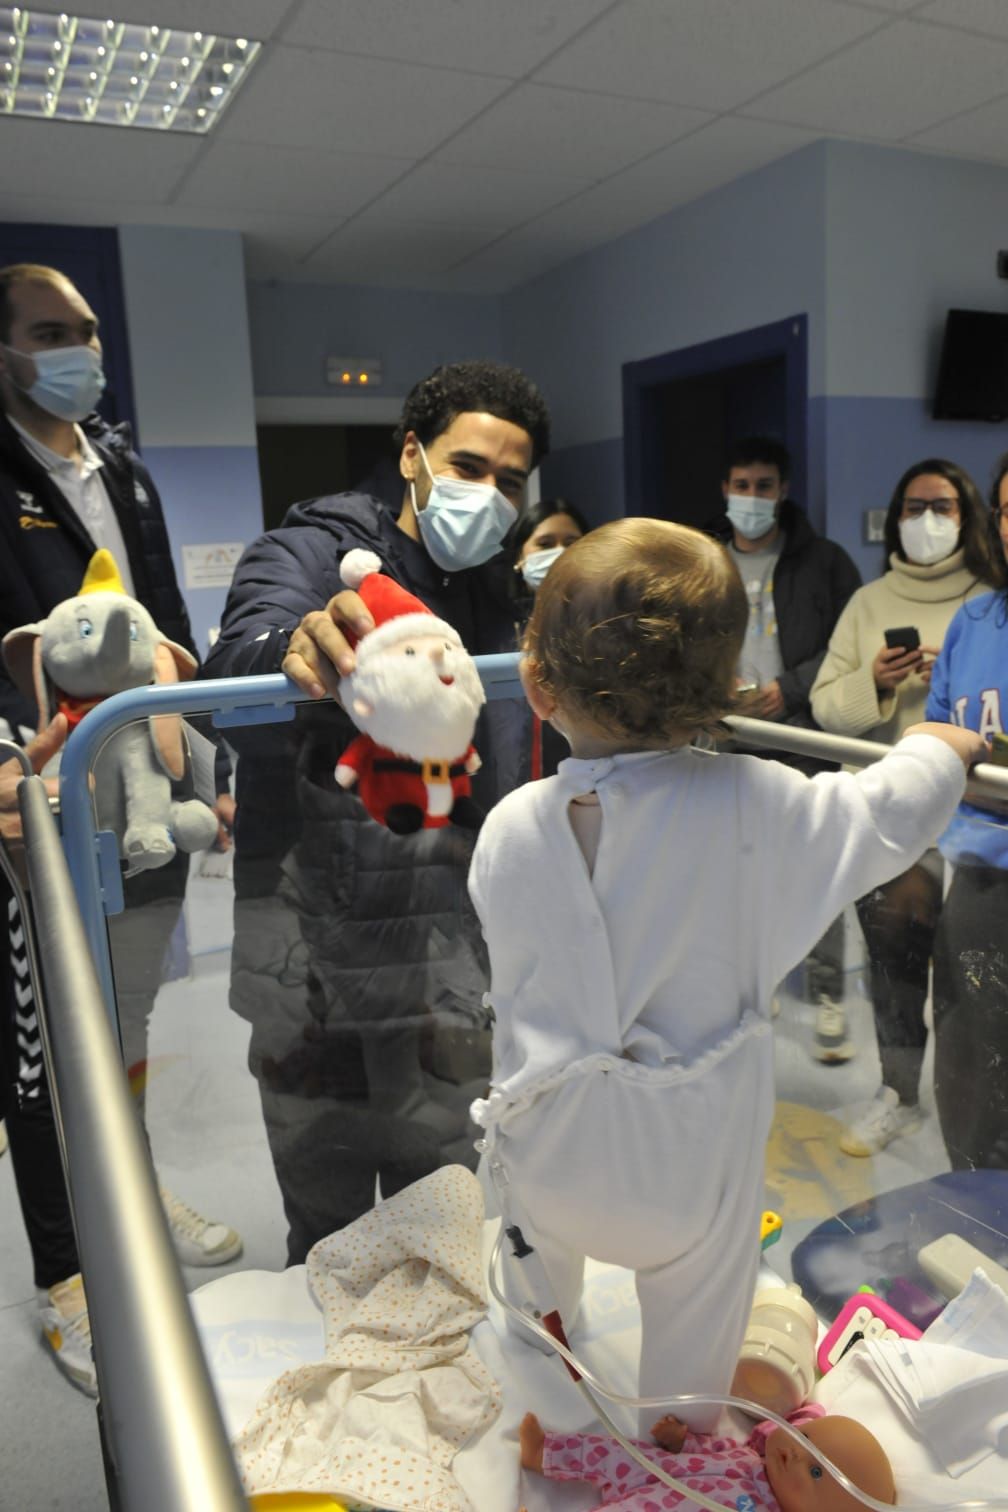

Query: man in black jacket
(0, 263), (241, 1395)
(720, 435), (861, 730)
(204, 360), (549, 1263)
(719, 435), (862, 1056)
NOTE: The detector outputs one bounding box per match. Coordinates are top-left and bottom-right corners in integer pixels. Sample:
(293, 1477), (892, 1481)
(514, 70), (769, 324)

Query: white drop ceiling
(3, 0), (1008, 292)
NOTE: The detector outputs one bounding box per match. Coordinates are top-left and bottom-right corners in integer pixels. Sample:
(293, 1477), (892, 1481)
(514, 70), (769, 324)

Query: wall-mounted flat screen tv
(933, 308), (1008, 422)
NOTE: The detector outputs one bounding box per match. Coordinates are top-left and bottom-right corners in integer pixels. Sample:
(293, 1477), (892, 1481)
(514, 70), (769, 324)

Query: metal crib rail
(726, 714), (1008, 806)
(5, 671), (1008, 1510)
(11, 767), (249, 1512)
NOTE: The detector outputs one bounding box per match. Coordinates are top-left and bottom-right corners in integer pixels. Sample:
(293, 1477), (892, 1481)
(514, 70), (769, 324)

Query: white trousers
(492, 1026), (774, 1435)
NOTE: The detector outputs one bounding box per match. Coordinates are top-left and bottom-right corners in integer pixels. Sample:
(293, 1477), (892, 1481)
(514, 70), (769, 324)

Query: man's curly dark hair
(395, 360), (551, 467)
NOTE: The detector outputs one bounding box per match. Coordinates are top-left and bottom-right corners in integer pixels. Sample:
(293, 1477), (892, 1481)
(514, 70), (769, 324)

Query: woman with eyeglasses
(811, 459), (998, 1157)
(925, 451), (1008, 1172)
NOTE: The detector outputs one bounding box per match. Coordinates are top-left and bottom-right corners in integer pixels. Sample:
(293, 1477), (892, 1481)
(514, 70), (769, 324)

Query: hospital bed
(6, 666), (1008, 1510)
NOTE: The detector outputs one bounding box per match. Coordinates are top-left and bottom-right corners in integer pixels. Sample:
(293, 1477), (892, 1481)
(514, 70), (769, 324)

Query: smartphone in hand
(884, 626), (921, 652)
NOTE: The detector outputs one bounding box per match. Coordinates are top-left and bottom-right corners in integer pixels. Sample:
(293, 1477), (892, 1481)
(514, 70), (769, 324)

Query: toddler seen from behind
(469, 519), (984, 1432)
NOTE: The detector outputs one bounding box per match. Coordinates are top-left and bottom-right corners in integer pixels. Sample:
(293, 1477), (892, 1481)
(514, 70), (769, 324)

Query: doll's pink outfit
(539, 1405), (824, 1512)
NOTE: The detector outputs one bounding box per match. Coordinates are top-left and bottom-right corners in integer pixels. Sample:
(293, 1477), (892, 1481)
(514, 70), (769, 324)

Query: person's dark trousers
(932, 863), (1008, 1170)
(855, 859), (942, 1107)
(1, 884), (79, 1288)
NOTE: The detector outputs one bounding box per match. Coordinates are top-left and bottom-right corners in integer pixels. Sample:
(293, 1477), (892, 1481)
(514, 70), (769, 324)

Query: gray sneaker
(37, 1273), (97, 1396)
(160, 1187), (243, 1267)
(840, 1088), (921, 1156)
(812, 996), (854, 1063)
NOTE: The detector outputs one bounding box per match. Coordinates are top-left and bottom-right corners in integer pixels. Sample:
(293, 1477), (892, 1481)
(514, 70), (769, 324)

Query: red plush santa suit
(337, 733), (480, 829)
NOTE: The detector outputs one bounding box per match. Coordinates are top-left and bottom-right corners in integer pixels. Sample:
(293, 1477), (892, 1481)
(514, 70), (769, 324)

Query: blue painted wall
(500, 142), (828, 517)
(819, 142), (1008, 580)
(140, 446), (263, 654)
(247, 280), (503, 398)
(118, 226), (262, 650)
(496, 138), (1008, 583)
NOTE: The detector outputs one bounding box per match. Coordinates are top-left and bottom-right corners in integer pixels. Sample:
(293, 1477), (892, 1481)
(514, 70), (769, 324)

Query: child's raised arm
(902, 721), (989, 771)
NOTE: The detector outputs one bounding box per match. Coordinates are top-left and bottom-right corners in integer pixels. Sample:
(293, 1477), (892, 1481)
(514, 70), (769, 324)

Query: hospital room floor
(0, 889), (951, 1511)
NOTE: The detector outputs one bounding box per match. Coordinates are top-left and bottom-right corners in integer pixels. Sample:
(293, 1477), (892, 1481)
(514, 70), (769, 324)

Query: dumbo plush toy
(2, 549), (219, 873)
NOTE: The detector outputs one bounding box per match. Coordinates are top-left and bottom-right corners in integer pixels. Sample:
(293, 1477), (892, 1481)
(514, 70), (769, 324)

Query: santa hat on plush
(339, 549), (463, 662)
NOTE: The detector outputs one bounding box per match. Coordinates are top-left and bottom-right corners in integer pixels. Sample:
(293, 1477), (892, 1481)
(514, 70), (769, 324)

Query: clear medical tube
(488, 1227), (1008, 1512)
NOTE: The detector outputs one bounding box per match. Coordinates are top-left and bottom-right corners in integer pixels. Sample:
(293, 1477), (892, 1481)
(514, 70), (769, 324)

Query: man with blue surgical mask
(204, 360), (551, 1265)
(0, 263), (241, 1398)
(718, 436), (861, 1056)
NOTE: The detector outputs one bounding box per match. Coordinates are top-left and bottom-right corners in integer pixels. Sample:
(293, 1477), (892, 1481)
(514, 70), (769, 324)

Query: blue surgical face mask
(6, 343), (106, 422)
(726, 493), (778, 542)
(519, 545), (565, 591)
(410, 441), (519, 572)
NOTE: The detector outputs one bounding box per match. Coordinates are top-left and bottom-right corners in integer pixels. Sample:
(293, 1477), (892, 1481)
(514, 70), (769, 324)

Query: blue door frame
(622, 314), (809, 519)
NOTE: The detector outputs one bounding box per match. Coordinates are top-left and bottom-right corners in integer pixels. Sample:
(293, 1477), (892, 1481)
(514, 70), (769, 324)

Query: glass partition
(88, 695), (1008, 1302)
(66, 685), (1008, 1499)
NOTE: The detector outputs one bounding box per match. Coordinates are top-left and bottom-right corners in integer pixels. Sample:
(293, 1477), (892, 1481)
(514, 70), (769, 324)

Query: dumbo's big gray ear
(2, 626), (51, 726)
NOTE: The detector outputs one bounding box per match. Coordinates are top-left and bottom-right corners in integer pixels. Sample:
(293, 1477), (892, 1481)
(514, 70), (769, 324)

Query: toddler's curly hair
(524, 517), (748, 742)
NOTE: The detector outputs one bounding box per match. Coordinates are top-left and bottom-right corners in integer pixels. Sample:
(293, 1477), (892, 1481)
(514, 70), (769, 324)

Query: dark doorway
(622, 315), (808, 532)
(256, 423), (399, 531)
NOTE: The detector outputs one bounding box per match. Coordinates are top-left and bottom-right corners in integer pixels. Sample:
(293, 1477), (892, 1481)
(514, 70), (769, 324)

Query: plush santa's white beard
(341, 649), (485, 760)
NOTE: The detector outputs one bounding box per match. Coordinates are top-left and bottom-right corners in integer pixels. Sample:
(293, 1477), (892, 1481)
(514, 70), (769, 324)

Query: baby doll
(519, 1408), (896, 1512)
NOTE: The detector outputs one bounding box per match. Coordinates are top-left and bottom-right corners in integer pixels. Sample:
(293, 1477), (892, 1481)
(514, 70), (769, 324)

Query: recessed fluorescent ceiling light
(0, 6), (259, 132)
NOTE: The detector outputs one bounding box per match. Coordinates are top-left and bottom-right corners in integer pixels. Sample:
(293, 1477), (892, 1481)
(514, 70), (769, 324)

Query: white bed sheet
(191, 1220), (1006, 1511)
(192, 1218), (652, 1512)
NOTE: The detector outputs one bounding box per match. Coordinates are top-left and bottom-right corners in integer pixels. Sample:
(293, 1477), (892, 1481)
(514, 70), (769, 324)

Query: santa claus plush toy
(333, 549), (486, 834)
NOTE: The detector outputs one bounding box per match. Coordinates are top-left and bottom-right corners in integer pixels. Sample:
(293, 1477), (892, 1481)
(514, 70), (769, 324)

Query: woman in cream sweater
(811, 458), (997, 1156)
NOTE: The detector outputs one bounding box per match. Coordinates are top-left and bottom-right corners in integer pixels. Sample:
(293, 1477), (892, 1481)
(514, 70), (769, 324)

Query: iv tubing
(488, 1226), (1008, 1512)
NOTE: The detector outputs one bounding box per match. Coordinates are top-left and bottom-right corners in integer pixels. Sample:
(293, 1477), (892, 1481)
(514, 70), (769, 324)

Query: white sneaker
(160, 1187), (243, 1267)
(840, 1087), (921, 1157)
(812, 996), (854, 1063)
(37, 1273), (97, 1396)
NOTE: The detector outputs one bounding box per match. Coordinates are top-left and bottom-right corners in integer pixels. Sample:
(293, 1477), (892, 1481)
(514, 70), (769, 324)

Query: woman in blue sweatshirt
(926, 451), (1008, 1170)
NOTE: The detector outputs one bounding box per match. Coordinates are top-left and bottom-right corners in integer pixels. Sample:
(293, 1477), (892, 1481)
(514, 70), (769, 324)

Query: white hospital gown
(469, 738), (966, 1430)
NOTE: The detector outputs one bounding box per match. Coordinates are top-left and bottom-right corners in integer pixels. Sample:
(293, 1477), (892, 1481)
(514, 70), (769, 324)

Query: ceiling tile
(433, 83), (712, 179)
(915, 0), (1008, 40)
(449, 116), (824, 290)
(591, 116), (820, 210)
(99, 0), (294, 38)
(175, 140), (414, 218)
(535, 0), (887, 110)
(0, 193), (334, 275)
(281, 0), (615, 76)
(450, 227), (593, 293)
(301, 217), (499, 284)
(0, 118), (199, 199)
(908, 92), (1008, 163)
(214, 43), (511, 155)
(744, 19), (1008, 137)
(359, 159), (595, 233)
(125, 204), (337, 261)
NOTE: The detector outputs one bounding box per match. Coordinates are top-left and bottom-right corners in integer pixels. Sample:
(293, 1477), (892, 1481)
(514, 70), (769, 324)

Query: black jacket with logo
(0, 409), (197, 741)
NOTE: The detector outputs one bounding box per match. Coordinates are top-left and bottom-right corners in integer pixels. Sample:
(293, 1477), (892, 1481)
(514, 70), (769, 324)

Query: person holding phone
(811, 459), (997, 1155)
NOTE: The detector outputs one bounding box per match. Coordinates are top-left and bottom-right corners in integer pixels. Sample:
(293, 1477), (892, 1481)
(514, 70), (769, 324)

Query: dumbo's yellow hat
(79, 548), (126, 596)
